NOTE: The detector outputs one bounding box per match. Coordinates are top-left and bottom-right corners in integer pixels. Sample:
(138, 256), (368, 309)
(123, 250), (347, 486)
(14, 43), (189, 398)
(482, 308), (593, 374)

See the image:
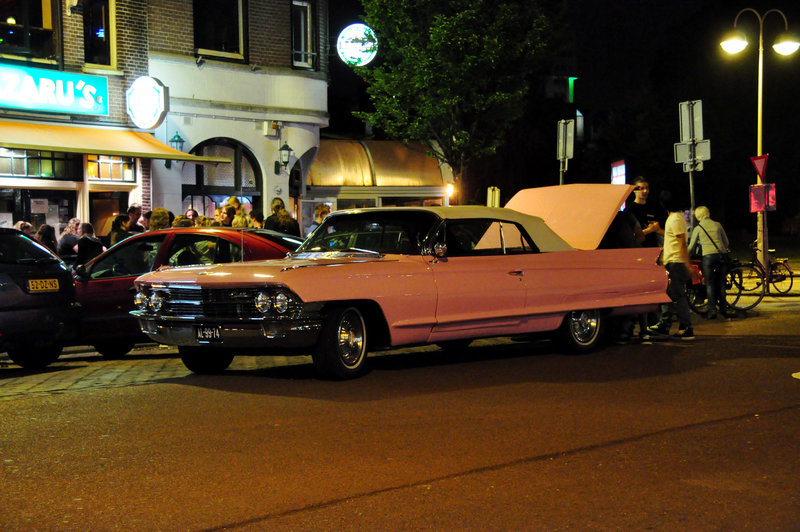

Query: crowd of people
(10, 195), (316, 268)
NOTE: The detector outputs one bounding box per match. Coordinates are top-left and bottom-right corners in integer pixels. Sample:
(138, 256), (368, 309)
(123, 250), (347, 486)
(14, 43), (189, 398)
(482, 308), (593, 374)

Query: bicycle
(748, 241), (794, 294)
(687, 255), (766, 314)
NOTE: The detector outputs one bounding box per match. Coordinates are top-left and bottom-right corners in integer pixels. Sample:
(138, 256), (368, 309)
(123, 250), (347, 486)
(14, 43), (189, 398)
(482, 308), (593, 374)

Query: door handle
(508, 270), (524, 276)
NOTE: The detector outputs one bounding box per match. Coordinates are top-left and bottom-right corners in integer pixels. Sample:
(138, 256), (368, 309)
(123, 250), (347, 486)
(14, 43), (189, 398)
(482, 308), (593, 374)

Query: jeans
(701, 253), (726, 314)
(659, 262), (692, 329)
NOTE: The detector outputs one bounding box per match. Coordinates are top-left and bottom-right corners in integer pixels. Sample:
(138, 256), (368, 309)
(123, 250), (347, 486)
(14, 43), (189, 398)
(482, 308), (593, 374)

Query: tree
(356, 0), (550, 198)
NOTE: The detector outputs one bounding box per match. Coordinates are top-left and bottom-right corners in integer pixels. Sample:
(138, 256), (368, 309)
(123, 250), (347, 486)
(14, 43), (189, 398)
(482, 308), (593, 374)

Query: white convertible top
(325, 205), (574, 252)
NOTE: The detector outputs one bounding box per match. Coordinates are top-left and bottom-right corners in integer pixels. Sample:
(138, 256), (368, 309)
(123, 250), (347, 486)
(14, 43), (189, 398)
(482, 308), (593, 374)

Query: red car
(72, 227), (301, 357)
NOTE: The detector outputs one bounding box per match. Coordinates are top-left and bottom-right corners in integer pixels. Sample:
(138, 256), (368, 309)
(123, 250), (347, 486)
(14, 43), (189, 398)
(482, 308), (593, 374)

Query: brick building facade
(0, 0), (329, 237)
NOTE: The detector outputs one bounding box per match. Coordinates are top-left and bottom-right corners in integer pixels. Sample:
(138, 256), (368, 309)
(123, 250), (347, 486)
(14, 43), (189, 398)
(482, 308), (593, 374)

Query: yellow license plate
(28, 278), (60, 292)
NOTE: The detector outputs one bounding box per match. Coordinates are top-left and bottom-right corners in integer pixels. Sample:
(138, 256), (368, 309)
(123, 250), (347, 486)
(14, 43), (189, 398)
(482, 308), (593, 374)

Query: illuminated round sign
(336, 23), (378, 66)
(126, 76), (169, 130)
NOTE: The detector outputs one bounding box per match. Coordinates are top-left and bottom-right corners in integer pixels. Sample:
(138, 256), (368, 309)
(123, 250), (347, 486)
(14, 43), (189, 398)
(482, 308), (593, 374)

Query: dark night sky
(326, 0), (800, 232)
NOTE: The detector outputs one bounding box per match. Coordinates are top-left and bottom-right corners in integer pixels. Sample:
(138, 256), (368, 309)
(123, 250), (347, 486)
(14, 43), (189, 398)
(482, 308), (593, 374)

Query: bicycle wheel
(770, 262), (793, 294)
(686, 282), (708, 315)
(726, 265), (765, 311)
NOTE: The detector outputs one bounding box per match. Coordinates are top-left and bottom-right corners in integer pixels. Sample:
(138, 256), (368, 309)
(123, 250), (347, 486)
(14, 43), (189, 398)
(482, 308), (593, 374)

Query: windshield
(299, 211), (439, 255)
(0, 232), (60, 265)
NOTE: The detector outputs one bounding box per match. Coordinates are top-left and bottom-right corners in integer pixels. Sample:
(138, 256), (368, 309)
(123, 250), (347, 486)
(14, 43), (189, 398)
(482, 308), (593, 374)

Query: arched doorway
(180, 138), (263, 218)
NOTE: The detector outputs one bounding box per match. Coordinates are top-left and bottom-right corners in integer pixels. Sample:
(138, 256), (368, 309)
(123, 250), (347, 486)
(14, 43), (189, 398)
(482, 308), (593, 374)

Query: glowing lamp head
(773, 33), (800, 55)
(721, 30), (748, 54)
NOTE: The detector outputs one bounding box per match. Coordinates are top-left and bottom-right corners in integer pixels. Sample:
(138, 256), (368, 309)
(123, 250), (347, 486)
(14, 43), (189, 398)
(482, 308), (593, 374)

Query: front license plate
(195, 325), (221, 342)
(28, 278), (59, 292)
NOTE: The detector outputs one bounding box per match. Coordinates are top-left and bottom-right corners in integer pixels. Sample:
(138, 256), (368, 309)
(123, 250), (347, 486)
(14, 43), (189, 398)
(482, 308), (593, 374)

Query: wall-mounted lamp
(195, 56), (205, 68)
(274, 143), (293, 174)
(165, 133), (185, 169)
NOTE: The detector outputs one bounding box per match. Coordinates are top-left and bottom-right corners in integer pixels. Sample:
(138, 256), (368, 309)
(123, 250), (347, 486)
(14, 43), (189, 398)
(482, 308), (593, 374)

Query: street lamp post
(720, 8), (799, 275)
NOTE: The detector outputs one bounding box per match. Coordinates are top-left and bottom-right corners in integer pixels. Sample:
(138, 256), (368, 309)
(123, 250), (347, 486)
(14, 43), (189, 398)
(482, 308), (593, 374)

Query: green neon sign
(0, 63), (109, 116)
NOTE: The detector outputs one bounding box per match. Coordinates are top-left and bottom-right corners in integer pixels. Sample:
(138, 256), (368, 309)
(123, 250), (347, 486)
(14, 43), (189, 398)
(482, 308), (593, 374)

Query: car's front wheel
(179, 346), (234, 374)
(7, 344), (63, 369)
(313, 306), (368, 379)
(558, 309), (605, 352)
(94, 341), (135, 359)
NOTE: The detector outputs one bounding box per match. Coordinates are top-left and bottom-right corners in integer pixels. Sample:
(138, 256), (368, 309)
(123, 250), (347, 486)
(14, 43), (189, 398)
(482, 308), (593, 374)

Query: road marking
(792, 372), (800, 381)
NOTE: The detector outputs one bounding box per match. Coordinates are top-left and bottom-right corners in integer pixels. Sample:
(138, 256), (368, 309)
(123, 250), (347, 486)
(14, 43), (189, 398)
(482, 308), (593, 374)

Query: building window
(84, 0), (116, 67)
(0, 1), (58, 61)
(194, 0), (246, 61)
(87, 155), (135, 182)
(0, 149), (81, 181)
(292, 0), (315, 69)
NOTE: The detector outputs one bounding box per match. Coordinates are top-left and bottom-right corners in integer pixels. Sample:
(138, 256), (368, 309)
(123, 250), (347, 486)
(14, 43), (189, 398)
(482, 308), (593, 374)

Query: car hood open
(505, 183), (633, 250)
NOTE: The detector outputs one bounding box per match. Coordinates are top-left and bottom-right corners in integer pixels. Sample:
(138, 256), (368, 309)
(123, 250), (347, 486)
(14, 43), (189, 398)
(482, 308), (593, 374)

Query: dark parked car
(72, 227), (302, 357)
(0, 228), (80, 368)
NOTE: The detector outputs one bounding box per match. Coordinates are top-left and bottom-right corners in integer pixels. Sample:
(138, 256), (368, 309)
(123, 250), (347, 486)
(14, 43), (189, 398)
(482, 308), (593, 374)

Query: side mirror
(433, 242), (447, 258)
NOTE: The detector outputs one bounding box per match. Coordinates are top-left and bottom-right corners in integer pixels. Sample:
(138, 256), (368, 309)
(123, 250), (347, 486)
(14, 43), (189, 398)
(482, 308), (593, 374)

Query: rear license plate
(195, 325), (221, 342)
(28, 278), (59, 292)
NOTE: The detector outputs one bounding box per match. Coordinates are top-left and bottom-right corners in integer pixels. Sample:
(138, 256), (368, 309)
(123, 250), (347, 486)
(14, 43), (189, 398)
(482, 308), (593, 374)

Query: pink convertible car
(131, 184), (668, 378)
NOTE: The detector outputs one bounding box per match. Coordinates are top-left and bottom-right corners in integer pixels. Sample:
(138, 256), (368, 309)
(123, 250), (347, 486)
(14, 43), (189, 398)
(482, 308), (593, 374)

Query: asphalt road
(2, 294), (799, 530)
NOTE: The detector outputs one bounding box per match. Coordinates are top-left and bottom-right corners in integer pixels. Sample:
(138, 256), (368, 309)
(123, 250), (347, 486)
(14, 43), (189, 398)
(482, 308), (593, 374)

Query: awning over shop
(0, 120), (229, 164)
(307, 140), (445, 187)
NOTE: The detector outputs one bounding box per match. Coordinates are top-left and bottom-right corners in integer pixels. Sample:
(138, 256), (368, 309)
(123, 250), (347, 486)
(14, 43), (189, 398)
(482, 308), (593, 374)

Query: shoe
(675, 327), (695, 340)
(646, 323), (671, 336)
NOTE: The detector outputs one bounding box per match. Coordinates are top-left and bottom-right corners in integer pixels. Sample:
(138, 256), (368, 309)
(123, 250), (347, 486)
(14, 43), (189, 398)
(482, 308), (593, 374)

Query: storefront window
(0, 1), (58, 61)
(0, 149), (81, 180)
(87, 155), (135, 182)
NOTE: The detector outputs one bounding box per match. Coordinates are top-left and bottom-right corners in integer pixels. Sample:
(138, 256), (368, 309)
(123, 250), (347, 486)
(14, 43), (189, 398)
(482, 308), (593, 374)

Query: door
(429, 219), (535, 341)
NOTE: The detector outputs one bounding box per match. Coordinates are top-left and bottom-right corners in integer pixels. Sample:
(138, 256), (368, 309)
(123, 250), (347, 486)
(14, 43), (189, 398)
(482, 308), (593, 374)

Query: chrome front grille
(154, 286), (301, 319)
(161, 287), (261, 318)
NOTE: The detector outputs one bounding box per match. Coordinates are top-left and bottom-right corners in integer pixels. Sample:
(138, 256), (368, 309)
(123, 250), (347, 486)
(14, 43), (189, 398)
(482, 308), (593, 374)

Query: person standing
(184, 208), (199, 225)
(127, 204), (145, 233)
(75, 223), (106, 265)
(647, 190), (694, 340)
(688, 206), (732, 319)
(58, 218), (81, 265)
(34, 224), (58, 254)
(12, 220), (33, 237)
(107, 214), (131, 246)
(306, 203), (331, 236)
(627, 177), (665, 248)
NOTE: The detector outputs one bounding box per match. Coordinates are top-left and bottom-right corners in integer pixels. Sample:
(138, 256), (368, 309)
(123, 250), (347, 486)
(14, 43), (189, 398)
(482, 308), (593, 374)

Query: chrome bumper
(132, 313), (322, 349)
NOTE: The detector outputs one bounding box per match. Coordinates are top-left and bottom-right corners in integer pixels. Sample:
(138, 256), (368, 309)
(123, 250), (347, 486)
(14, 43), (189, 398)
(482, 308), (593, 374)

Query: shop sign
(126, 76), (169, 130)
(336, 23), (378, 66)
(0, 63), (109, 115)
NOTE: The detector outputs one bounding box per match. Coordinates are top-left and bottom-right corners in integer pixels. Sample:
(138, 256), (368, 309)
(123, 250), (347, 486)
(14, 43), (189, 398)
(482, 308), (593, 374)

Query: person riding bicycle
(688, 206), (732, 319)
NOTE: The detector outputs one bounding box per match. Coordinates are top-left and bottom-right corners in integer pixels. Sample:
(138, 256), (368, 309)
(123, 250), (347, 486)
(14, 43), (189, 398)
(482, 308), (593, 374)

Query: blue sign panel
(0, 63), (109, 116)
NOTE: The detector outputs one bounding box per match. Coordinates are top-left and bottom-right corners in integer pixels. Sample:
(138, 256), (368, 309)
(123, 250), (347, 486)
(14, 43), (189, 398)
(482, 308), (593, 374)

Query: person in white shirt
(647, 190), (694, 340)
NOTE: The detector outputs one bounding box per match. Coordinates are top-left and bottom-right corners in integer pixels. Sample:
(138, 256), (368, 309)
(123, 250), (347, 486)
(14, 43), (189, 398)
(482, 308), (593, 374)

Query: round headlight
(150, 291), (165, 312)
(134, 291), (149, 311)
(255, 291), (271, 314)
(273, 292), (289, 313)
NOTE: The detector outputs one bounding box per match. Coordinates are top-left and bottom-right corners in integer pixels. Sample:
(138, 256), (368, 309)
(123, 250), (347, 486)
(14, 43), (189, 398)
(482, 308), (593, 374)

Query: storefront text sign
(0, 63), (109, 116)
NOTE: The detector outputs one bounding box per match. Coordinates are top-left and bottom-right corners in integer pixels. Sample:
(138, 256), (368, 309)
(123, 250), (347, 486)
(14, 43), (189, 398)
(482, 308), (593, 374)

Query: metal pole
(756, 11), (769, 280)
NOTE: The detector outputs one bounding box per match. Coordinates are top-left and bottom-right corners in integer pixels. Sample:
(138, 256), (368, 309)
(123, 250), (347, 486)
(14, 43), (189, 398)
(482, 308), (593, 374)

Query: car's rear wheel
(94, 341), (135, 359)
(179, 346), (234, 374)
(313, 306), (368, 379)
(7, 344), (63, 369)
(558, 309), (605, 352)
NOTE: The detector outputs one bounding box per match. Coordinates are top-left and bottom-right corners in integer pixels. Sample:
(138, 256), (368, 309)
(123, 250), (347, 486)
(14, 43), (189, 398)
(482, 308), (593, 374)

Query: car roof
(324, 205), (574, 252)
